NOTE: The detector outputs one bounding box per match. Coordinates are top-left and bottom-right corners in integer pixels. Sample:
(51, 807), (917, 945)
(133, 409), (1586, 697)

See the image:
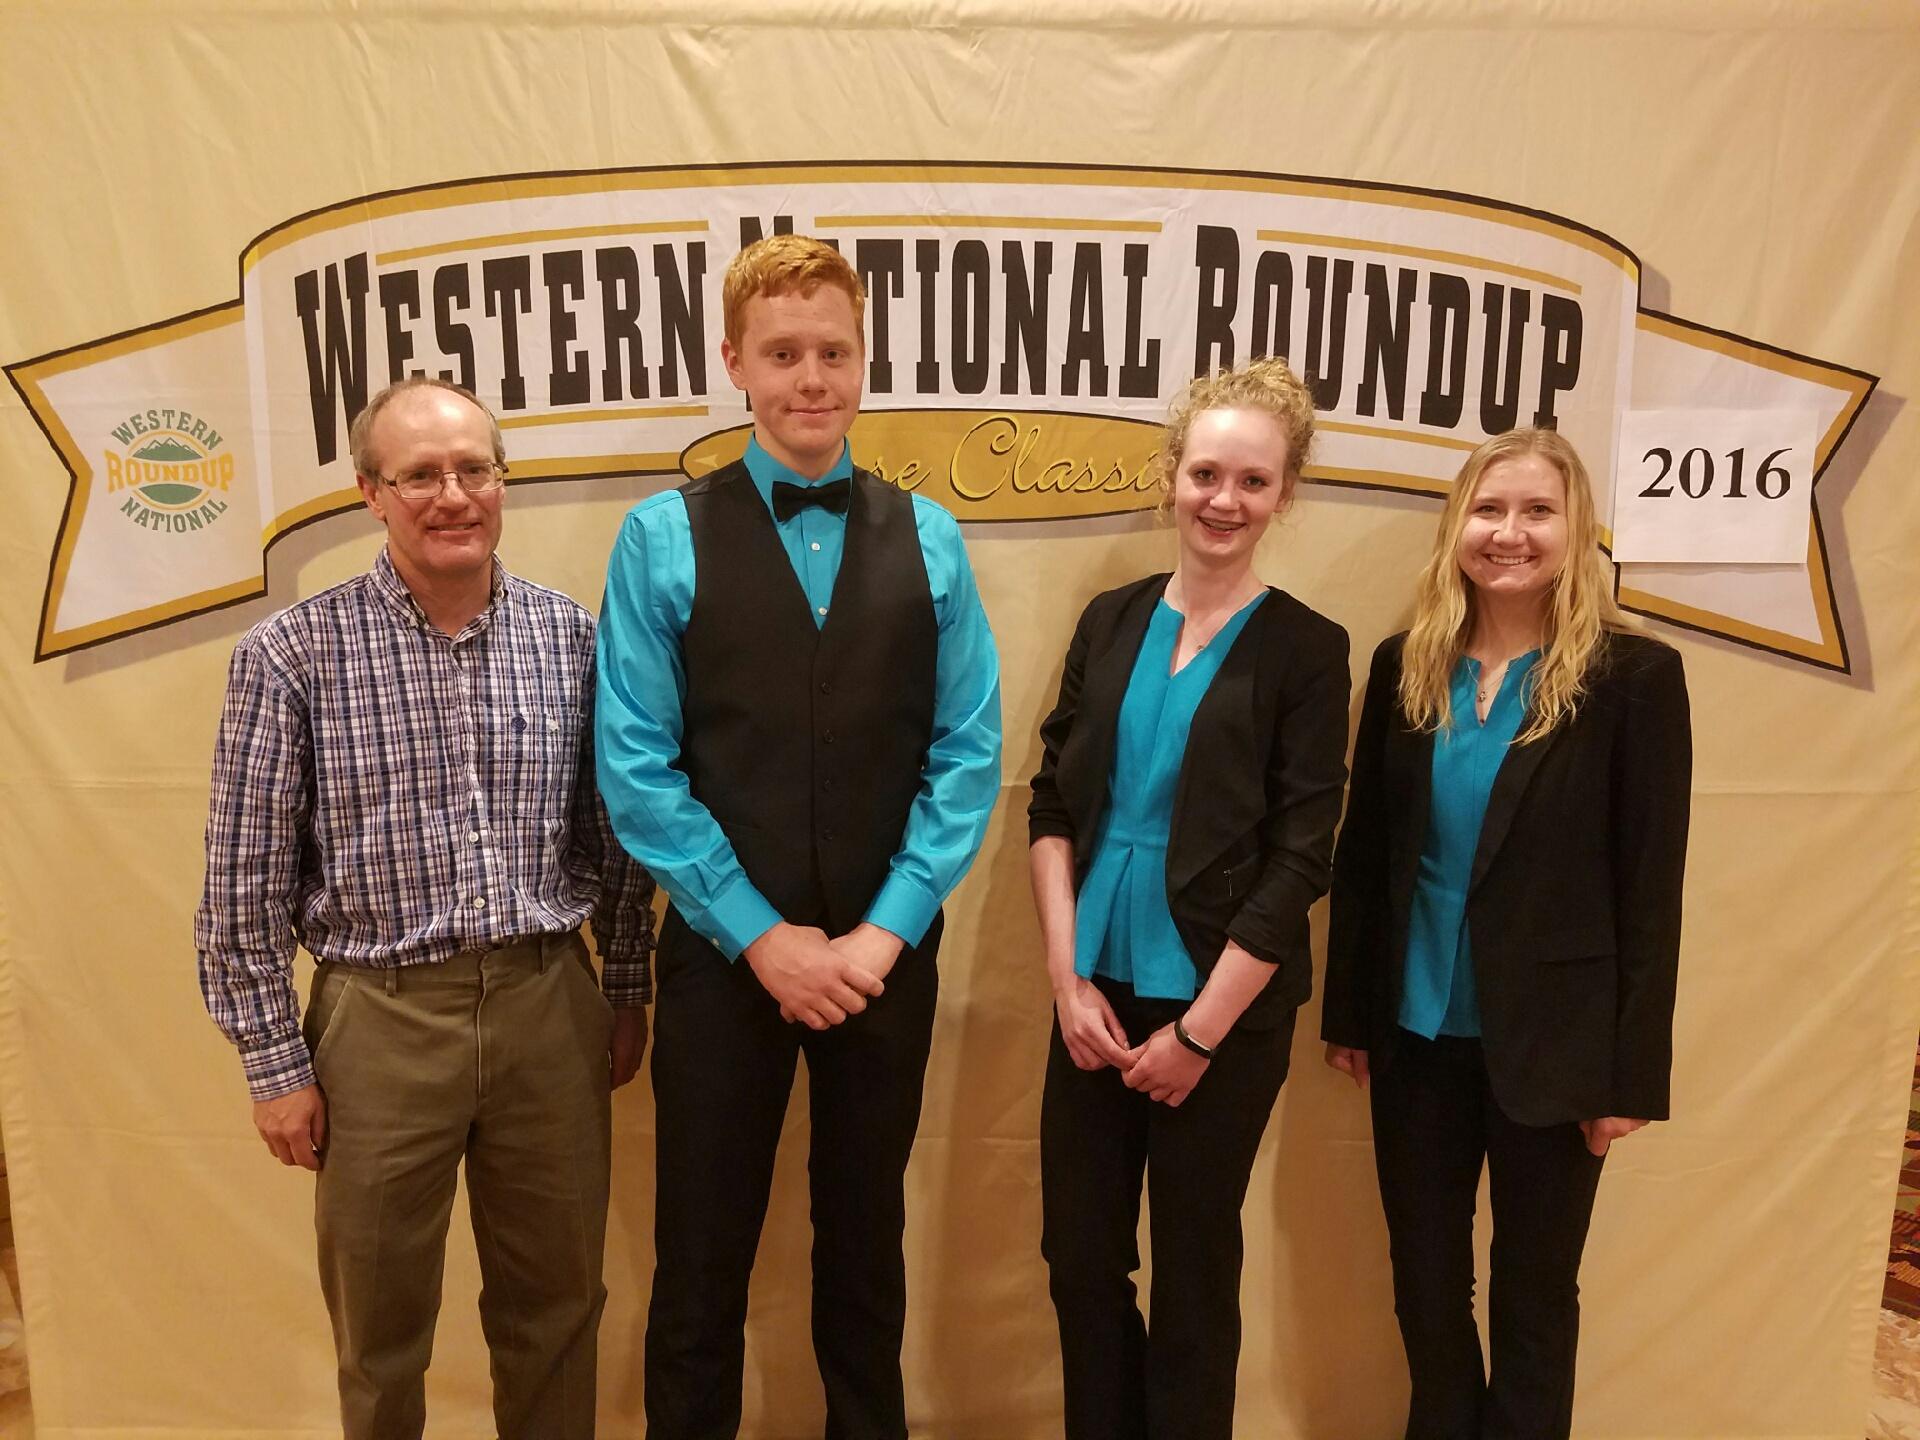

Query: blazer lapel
(1064, 578), (1166, 844)
(1467, 725), (1566, 894)
(1384, 714), (1434, 907)
(1166, 597), (1266, 895)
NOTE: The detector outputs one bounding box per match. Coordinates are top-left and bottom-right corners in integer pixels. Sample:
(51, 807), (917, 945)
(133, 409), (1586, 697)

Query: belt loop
(384, 968), (399, 996)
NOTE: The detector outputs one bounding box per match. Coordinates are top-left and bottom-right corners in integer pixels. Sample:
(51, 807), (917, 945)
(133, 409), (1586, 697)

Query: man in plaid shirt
(195, 377), (655, 1440)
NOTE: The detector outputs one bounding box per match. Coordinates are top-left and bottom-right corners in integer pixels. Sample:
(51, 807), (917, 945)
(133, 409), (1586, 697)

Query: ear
(356, 472), (387, 523)
(721, 337), (748, 395)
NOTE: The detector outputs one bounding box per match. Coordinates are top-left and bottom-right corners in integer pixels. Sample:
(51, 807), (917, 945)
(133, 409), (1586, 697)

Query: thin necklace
(1476, 657), (1512, 706)
(1169, 578), (1260, 651)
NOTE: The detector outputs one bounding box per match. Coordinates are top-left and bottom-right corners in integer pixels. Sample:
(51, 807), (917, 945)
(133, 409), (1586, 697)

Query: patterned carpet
(1887, 1035), (1920, 1321)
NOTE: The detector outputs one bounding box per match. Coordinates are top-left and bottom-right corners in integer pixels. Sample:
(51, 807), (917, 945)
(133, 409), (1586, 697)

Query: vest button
(822, 731), (836, 745)
(823, 828), (836, 843)
(818, 680), (832, 695)
(821, 776), (834, 792)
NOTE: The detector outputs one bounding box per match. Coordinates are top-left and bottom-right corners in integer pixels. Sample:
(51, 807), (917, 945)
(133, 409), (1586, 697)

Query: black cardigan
(1028, 573), (1351, 1028)
(1321, 629), (1692, 1124)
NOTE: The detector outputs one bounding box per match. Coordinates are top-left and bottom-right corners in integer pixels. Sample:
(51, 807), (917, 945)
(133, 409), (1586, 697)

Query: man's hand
(253, 1084), (327, 1171)
(1054, 975), (1131, 1071)
(610, 1006), (649, 1089)
(1122, 1025), (1210, 1107)
(744, 922), (884, 1030)
(828, 923), (905, 987)
(1578, 1115), (1649, 1157)
(1324, 1043), (1371, 1089)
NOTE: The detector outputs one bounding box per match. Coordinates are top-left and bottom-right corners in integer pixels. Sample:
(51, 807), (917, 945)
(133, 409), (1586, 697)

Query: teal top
(1073, 593), (1268, 1001)
(1398, 650), (1540, 1038)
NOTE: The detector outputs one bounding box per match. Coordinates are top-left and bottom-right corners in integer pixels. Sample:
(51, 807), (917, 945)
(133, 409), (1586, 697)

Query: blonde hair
(722, 234), (867, 348)
(1399, 427), (1631, 744)
(1157, 356), (1316, 517)
(349, 377), (504, 478)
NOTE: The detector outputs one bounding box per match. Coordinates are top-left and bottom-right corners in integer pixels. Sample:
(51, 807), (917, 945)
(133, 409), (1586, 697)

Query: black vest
(676, 460), (939, 934)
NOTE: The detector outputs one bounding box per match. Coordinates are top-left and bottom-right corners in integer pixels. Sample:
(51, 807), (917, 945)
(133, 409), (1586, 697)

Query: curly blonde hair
(722, 234), (867, 348)
(1157, 356), (1315, 517)
(1399, 427), (1632, 744)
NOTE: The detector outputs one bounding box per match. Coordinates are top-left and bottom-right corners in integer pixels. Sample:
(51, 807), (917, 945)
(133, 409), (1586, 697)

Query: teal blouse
(1073, 593), (1267, 1001)
(1398, 651), (1540, 1038)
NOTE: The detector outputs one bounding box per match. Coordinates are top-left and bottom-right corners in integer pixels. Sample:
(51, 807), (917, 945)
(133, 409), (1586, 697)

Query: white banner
(7, 161), (1876, 666)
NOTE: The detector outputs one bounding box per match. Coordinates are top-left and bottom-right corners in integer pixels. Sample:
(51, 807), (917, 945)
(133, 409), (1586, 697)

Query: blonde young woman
(1028, 358), (1350, 1440)
(1322, 427), (1692, 1440)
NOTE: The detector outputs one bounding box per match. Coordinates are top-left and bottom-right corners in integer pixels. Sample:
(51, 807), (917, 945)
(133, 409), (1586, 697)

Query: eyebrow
(1186, 454), (1277, 471)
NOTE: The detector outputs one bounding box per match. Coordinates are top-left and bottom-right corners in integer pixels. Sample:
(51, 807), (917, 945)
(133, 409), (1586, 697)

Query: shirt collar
(372, 546), (511, 637)
(742, 435), (854, 516)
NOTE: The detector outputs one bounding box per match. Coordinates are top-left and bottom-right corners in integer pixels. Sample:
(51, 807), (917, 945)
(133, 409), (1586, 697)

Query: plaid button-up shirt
(196, 548), (655, 1101)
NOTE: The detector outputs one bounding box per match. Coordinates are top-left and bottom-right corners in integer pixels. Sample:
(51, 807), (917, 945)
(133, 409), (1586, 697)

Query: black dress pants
(643, 913), (941, 1440)
(1370, 1030), (1606, 1440)
(1040, 977), (1295, 1440)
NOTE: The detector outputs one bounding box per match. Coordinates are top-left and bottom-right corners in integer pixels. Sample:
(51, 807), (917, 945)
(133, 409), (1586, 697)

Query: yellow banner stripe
(813, 214), (1163, 233)
(1317, 420), (1479, 453)
(1255, 230), (1582, 294)
(238, 165), (1641, 278)
(374, 219), (709, 266)
(498, 405), (709, 431)
(41, 577), (266, 657)
(508, 453), (682, 479)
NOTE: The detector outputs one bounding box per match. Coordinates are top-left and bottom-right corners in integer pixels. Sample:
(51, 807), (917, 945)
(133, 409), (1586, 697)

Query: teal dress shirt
(596, 436), (1003, 959)
(1073, 593), (1267, 1001)
(1398, 650), (1540, 1038)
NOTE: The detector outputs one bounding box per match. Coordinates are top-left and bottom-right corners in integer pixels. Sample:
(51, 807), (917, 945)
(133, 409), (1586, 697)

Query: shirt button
(468, 830), (481, 844)
(810, 541), (822, 552)
(817, 606), (828, 617)
(472, 896), (487, 910)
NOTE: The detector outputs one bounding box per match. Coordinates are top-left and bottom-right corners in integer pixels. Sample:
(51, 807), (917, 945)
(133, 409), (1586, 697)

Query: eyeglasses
(377, 460), (508, 501)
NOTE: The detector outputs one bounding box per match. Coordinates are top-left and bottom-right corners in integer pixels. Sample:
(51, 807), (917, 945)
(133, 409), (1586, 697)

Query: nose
(426, 472), (479, 509)
(797, 352), (827, 392)
(1492, 508), (1523, 542)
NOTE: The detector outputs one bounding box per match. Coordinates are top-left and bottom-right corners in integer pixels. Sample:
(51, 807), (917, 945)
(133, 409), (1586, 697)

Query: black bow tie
(772, 477), (851, 522)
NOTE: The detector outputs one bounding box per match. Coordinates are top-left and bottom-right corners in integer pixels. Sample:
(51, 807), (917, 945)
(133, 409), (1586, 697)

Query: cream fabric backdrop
(2, 2), (1917, 1435)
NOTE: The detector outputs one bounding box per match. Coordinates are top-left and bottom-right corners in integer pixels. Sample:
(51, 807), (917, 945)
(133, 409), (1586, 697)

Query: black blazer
(1321, 630), (1692, 1125)
(1028, 574), (1351, 1028)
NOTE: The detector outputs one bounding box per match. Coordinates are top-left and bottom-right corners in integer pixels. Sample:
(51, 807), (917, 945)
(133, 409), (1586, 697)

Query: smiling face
(1454, 451), (1569, 605)
(355, 386), (503, 593)
(721, 283), (865, 479)
(1170, 406), (1293, 569)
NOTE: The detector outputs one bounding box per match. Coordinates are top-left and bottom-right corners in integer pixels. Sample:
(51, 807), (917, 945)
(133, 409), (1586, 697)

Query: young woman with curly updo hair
(1028, 357), (1351, 1440)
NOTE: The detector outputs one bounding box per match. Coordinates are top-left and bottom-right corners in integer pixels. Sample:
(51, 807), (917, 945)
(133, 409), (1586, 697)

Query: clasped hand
(1121, 1024), (1210, 1107)
(1054, 978), (1209, 1106)
(747, 921), (899, 1029)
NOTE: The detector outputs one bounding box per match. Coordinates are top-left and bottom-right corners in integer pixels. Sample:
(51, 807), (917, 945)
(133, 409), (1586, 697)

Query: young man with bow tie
(595, 234), (1002, 1440)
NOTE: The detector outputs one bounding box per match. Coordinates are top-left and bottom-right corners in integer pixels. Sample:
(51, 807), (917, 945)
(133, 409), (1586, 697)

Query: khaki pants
(303, 932), (614, 1440)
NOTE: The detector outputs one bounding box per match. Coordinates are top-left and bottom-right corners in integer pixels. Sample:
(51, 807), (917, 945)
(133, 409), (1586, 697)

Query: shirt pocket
(495, 702), (580, 822)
